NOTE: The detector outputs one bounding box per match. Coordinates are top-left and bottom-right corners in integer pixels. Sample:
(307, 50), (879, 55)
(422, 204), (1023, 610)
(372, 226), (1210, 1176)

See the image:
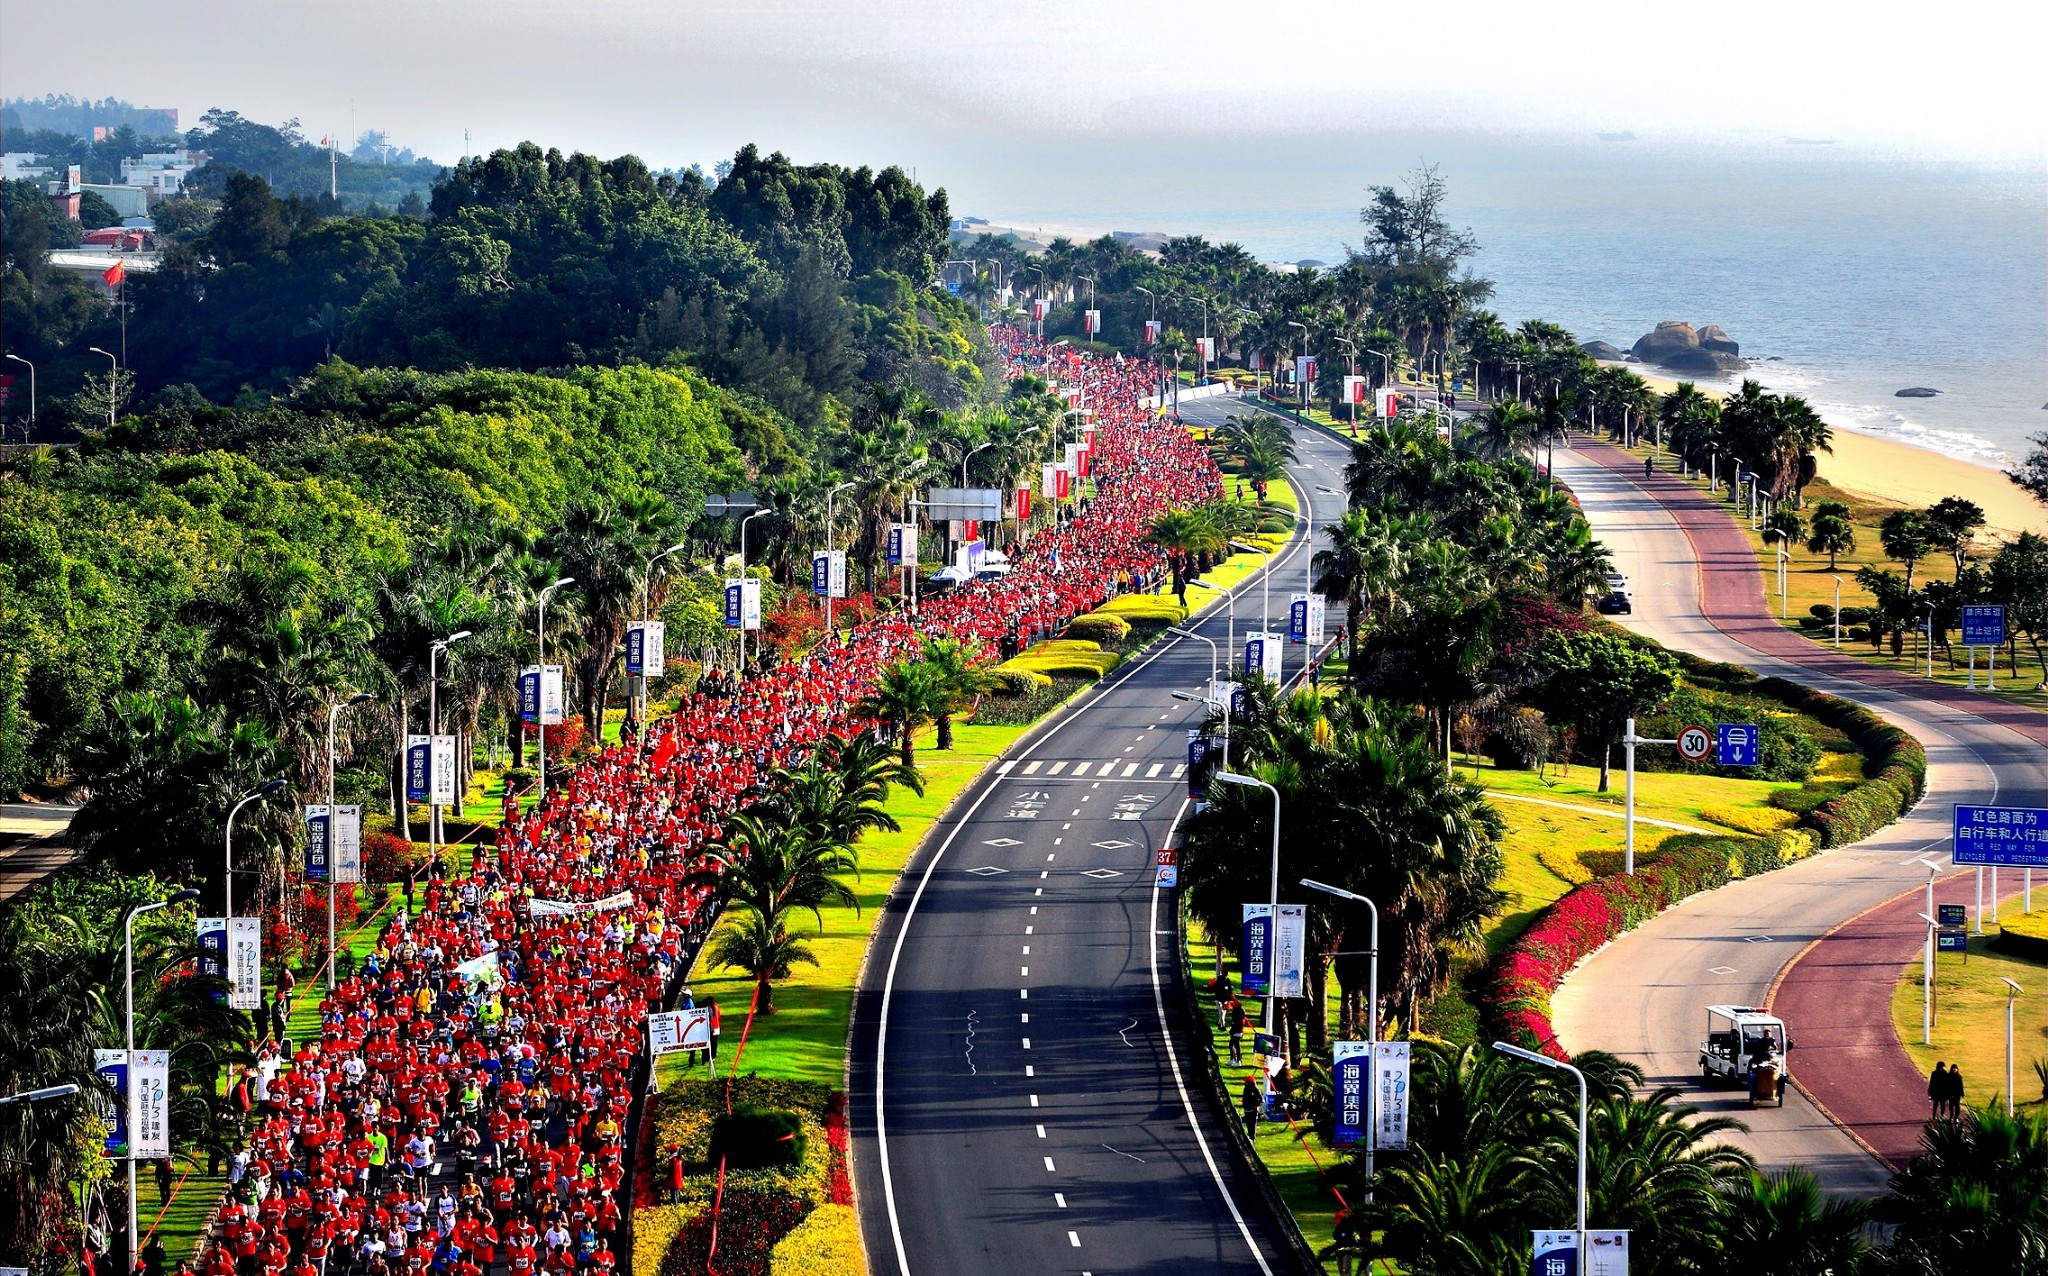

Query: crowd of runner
(182, 329), (1222, 1276)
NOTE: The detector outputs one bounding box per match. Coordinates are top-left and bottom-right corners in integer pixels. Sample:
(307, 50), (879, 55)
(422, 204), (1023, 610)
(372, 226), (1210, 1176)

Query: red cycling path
(1574, 435), (2048, 1168)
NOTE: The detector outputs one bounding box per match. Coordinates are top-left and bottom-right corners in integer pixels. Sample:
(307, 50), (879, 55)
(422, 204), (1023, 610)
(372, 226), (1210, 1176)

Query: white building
(119, 150), (203, 201)
(1, 152), (54, 182)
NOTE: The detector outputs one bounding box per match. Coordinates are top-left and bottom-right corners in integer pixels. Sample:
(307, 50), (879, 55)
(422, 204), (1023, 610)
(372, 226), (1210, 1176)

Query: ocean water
(950, 133), (2047, 469)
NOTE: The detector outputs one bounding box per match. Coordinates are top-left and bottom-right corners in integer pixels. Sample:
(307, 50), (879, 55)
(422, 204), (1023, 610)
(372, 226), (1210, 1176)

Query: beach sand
(1609, 364), (2048, 536)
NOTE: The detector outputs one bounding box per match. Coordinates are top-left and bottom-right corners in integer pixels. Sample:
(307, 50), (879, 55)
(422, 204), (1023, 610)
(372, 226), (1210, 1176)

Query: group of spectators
(175, 328), (1221, 1276)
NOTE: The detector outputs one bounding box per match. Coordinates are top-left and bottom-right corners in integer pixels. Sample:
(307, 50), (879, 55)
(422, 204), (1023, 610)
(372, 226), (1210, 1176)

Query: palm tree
(705, 907), (818, 1015)
(1882, 1105), (2048, 1271)
(548, 492), (675, 735)
(1806, 512), (1856, 571)
(1313, 510), (1420, 658)
(697, 810), (859, 930)
(1463, 400), (1538, 462)
(919, 636), (998, 751)
(1538, 517), (1613, 607)
(1148, 508), (1226, 601)
(856, 660), (949, 765)
(1658, 382), (1721, 467)
(1880, 509), (1934, 588)
(1715, 1168), (1870, 1276)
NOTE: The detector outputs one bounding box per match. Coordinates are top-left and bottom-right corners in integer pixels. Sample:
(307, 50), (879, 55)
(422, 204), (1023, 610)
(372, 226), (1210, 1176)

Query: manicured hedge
(990, 667), (1052, 696)
(1993, 910), (2048, 962)
(1097, 593), (1189, 625)
(1702, 804), (1801, 836)
(1064, 613), (1132, 643)
(1749, 675), (1927, 848)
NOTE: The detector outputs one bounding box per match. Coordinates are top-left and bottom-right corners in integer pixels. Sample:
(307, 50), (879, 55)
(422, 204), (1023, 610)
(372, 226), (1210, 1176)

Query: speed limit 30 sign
(1677, 725), (1712, 761)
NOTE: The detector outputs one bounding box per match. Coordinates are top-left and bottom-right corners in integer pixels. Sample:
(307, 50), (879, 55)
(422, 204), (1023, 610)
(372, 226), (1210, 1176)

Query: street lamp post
(1492, 1041), (1588, 1269)
(126, 888), (200, 1262)
(1335, 338), (1359, 434)
(1188, 579), (1238, 738)
(2002, 978), (2024, 1116)
(640, 542), (688, 733)
(325, 693), (373, 990)
(1832, 576), (1844, 647)
(224, 779), (285, 921)
(88, 346), (118, 429)
(1917, 856), (1943, 1044)
(1302, 877), (1380, 1194)
(3, 353), (34, 437)
(536, 577), (574, 795)
(1211, 771), (1282, 1049)
(428, 630), (473, 861)
(826, 481), (855, 638)
(1286, 321), (1308, 413)
(736, 509), (770, 667)
(1167, 626), (1219, 686)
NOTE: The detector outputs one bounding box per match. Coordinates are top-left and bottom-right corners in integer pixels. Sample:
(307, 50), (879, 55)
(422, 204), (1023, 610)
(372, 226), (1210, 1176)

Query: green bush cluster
(711, 1106), (808, 1171)
(1063, 613), (1132, 644)
(1751, 676), (1928, 848)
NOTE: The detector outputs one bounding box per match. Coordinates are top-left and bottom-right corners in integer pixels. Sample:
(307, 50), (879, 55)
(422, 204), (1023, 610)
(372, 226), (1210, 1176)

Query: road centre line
(1044, 1157), (1056, 1172)
(873, 482), (1311, 1276)
(1054, 1192), (1066, 1207)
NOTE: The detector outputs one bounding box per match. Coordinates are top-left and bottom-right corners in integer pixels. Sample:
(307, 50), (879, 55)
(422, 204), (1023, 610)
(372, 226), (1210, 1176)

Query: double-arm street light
(428, 630), (474, 857)
(1210, 771), (1281, 1047)
(325, 693), (374, 989)
(1302, 877), (1380, 1192)
(640, 542), (688, 733)
(826, 481), (855, 637)
(536, 577), (575, 794)
(224, 779), (286, 920)
(126, 887), (200, 1259)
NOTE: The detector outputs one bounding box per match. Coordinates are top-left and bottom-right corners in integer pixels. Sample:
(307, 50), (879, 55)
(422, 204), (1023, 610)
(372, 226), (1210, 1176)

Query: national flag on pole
(103, 260), (126, 287)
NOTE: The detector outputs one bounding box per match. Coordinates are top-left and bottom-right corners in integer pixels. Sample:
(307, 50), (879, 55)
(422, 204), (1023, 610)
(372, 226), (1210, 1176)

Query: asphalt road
(1547, 440), (2048, 1194)
(848, 395), (1352, 1276)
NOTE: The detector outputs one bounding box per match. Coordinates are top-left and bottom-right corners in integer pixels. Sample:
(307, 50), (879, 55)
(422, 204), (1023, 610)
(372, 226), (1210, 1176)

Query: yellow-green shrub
(1816, 751), (1866, 783)
(990, 666), (1052, 696)
(633, 1204), (692, 1276)
(770, 1203), (865, 1276)
(1702, 806), (1801, 836)
(1011, 653), (1120, 681)
(1537, 849), (1595, 886)
(1028, 639), (1104, 656)
(1098, 594), (1188, 624)
(1064, 613), (1131, 643)
(1994, 909), (2048, 961)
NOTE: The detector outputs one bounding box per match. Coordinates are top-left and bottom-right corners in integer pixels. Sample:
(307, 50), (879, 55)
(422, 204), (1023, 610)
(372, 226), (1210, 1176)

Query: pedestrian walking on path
(1240, 1074), (1261, 1141)
(1928, 1063), (1948, 1121)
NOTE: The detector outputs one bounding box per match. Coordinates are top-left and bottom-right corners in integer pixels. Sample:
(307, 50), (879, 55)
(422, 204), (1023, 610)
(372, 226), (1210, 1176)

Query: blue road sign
(1962, 605), (2006, 647)
(1953, 804), (2048, 868)
(1937, 903), (1966, 927)
(1937, 930), (1969, 953)
(1716, 723), (1760, 767)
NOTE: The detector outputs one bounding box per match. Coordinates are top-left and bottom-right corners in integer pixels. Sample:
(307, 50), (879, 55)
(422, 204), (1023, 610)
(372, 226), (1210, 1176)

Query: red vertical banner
(1015, 485), (1031, 520)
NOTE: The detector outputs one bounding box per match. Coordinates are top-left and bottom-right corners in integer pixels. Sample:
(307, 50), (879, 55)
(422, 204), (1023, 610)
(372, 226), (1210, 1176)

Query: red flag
(102, 260), (126, 287)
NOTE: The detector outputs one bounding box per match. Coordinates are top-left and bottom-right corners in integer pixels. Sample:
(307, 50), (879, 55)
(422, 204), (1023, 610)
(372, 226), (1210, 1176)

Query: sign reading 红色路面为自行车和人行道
(1953, 804), (2048, 867)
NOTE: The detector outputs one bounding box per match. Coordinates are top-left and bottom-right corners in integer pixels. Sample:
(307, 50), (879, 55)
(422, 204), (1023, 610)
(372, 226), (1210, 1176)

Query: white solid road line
(1150, 795), (1276, 1276)
(874, 462), (1313, 1276)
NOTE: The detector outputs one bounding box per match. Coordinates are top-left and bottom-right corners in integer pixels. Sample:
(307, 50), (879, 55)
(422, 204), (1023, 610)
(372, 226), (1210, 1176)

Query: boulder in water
(1580, 340), (1628, 361)
(1629, 320), (1747, 373)
(1697, 324), (1740, 356)
(1895, 387), (1940, 398)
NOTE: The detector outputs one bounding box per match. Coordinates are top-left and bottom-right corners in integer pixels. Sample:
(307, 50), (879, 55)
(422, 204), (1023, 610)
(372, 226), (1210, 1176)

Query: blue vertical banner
(1289, 596), (1308, 644)
(197, 917), (227, 999)
(723, 580), (744, 629)
(303, 805), (330, 882)
(95, 1049), (128, 1158)
(1241, 904), (1273, 996)
(1332, 1041), (1370, 1148)
(1187, 731), (1212, 800)
(519, 667), (541, 724)
(1243, 636), (1264, 678)
(405, 735), (431, 803)
(625, 623), (646, 676)
(812, 552), (832, 597)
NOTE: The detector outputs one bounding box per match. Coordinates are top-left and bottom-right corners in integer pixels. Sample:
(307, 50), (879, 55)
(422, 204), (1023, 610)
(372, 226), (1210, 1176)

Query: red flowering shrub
(762, 604), (822, 656)
(522, 715), (588, 761)
(361, 830), (415, 884)
(823, 1091), (852, 1206)
(659, 1189), (806, 1276)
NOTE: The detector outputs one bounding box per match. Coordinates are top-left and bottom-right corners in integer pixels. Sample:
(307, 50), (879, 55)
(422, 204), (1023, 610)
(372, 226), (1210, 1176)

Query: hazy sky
(7, 0), (2044, 194)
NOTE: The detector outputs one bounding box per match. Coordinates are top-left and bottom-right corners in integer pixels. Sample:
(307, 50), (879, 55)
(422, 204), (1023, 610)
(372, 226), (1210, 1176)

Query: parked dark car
(1597, 591), (1633, 615)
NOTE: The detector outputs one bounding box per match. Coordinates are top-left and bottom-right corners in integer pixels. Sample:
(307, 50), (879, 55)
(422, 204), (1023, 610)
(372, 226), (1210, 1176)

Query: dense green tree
(1536, 630), (1680, 791)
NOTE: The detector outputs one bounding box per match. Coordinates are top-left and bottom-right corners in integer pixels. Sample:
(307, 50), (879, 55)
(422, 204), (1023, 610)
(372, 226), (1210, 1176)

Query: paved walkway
(0, 801), (79, 903)
(1574, 437), (2047, 1168)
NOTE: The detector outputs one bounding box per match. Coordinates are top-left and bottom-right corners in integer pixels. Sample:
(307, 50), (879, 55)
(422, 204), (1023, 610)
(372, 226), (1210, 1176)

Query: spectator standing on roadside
(1928, 1062), (1949, 1121)
(1240, 1074), (1261, 1141)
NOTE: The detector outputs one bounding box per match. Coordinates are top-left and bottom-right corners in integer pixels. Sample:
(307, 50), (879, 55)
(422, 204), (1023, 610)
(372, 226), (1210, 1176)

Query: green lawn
(1621, 444), (2048, 713)
(659, 722), (1030, 1089)
(1889, 927), (2048, 1112)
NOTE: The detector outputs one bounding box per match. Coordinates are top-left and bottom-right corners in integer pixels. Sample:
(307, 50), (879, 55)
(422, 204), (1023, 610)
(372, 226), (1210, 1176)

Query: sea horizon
(945, 134), (2047, 475)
